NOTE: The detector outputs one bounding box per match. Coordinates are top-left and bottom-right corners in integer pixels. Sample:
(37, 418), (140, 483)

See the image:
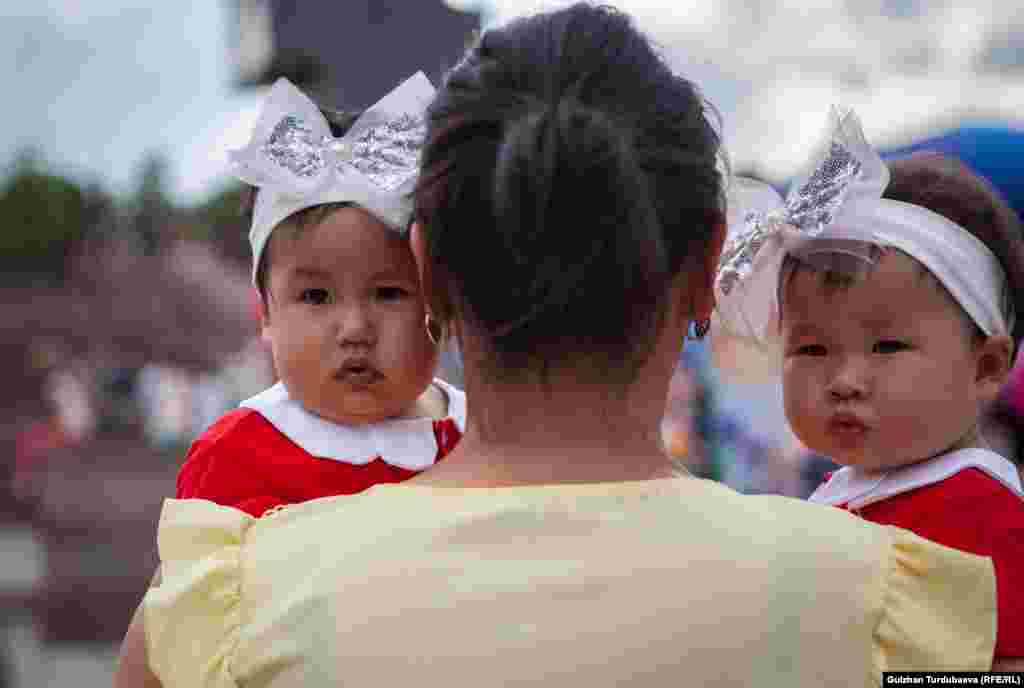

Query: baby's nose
(827, 357), (868, 400)
(336, 305), (375, 345)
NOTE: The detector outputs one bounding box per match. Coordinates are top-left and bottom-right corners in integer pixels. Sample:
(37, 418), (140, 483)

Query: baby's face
(262, 207), (438, 425)
(781, 250), (982, 472)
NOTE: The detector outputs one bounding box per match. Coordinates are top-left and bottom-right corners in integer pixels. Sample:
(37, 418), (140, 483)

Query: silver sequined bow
(229, 74), (433, 199)
(261, 111), (426, 193)
(716, 139), (864, 297)
(713, 107), (890, 340)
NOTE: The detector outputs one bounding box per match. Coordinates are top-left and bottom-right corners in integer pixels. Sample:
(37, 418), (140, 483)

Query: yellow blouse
(145, 477), (995, 687)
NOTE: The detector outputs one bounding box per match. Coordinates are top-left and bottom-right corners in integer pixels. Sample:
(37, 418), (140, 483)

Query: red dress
(810, 448), (1024, 657)
(177, 380), (465, 518)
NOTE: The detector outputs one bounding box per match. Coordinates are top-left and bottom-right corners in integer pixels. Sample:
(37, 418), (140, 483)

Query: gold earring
(425, 313), (444, 346)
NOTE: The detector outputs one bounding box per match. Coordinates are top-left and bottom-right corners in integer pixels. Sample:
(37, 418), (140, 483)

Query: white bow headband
(228, 72), (435, 283)
(714, 106), (1013, 343)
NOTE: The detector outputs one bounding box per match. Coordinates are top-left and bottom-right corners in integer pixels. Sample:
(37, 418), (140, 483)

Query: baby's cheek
(782, 365), (813, 402)
(881, 371), (923, 401)
(782, 380), (815, 432)
(389, 314), (436, 373)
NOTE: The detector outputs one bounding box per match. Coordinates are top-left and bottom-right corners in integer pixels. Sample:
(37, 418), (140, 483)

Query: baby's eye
(376, 286), (409, 301)
(873, 340), (909, 354)
(299, 288), (330, 305)
(794, 344), (827, 356)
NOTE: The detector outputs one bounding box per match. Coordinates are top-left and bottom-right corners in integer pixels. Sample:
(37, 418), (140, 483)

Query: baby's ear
(975, 334), (1014, 401)
(409, 221), (430, 293)
(257, 296), (273, 342)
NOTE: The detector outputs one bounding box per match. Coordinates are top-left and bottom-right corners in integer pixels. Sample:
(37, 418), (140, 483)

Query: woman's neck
(412, 367), (678, 487)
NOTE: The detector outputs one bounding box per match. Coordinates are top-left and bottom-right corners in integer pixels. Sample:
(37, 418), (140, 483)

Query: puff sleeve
(872, 525), (996, 679)
(144, 499), (253, 688)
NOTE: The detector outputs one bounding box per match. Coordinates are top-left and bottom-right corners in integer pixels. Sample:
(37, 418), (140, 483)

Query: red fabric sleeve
(855, 469), (1024, 658)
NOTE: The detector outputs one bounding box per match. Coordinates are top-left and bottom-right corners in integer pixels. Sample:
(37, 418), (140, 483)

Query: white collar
(808, 448), (1024, 510)
(240, 378), (466, 471)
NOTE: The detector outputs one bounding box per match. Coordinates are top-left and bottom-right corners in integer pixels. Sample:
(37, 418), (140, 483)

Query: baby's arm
(113, 567), (162, 688)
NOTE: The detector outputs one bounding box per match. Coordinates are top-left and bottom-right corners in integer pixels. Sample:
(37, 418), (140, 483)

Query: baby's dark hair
(779, 153), (1024, 350)
(242, 105), (363, 304)
(415, 3), (724, 383)
(884, 153), (1024, 347)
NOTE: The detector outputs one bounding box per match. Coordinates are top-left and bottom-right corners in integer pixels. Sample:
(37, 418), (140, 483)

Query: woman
(121, 5), (995, 686)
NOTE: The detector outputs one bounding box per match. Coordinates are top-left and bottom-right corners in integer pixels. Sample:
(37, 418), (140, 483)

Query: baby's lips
(334, 361), (383, 386)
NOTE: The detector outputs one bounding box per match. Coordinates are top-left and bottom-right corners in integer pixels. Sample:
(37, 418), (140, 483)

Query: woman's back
(146, 477), (994, 686)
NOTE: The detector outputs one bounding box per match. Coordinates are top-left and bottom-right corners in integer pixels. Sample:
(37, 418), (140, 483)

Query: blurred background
(0, 1), (1022, 685)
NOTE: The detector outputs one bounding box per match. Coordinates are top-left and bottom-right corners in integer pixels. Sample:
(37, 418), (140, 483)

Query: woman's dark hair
(415, 3), (724, 383)
(883, 152), (1024, 348)
(242, 106), (363, 303)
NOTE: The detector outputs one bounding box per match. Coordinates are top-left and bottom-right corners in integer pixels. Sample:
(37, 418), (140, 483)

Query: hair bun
(489, 96), (666, 343)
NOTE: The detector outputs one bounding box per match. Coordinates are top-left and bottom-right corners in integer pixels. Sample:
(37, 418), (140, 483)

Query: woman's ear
(686, 216), (726, 322)
(975, 334), (1014, 402)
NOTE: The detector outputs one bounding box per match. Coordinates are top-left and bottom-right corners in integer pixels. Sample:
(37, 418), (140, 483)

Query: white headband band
(227, 72), (435, 283)
(715, 106), (1013, 343)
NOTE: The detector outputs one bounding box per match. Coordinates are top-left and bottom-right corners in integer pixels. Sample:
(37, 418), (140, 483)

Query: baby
(716, 108), (1024, 661)
(177, 72), (465, 517)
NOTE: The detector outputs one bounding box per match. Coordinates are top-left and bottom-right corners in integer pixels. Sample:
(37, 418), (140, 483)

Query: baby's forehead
(784, 246), (932, 292)
(269, 209), (414, 274)
(780, 247), (963, 319)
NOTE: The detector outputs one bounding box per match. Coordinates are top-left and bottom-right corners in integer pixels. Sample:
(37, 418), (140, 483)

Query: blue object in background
(883, 126), (1024, 221)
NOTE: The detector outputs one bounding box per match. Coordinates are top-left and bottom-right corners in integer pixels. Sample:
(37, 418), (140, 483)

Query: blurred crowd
(10, 338), (275, 502)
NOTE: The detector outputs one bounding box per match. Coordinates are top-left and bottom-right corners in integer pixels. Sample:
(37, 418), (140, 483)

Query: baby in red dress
(177, 73), (464, 518)
(715, 108), (1024, 661)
